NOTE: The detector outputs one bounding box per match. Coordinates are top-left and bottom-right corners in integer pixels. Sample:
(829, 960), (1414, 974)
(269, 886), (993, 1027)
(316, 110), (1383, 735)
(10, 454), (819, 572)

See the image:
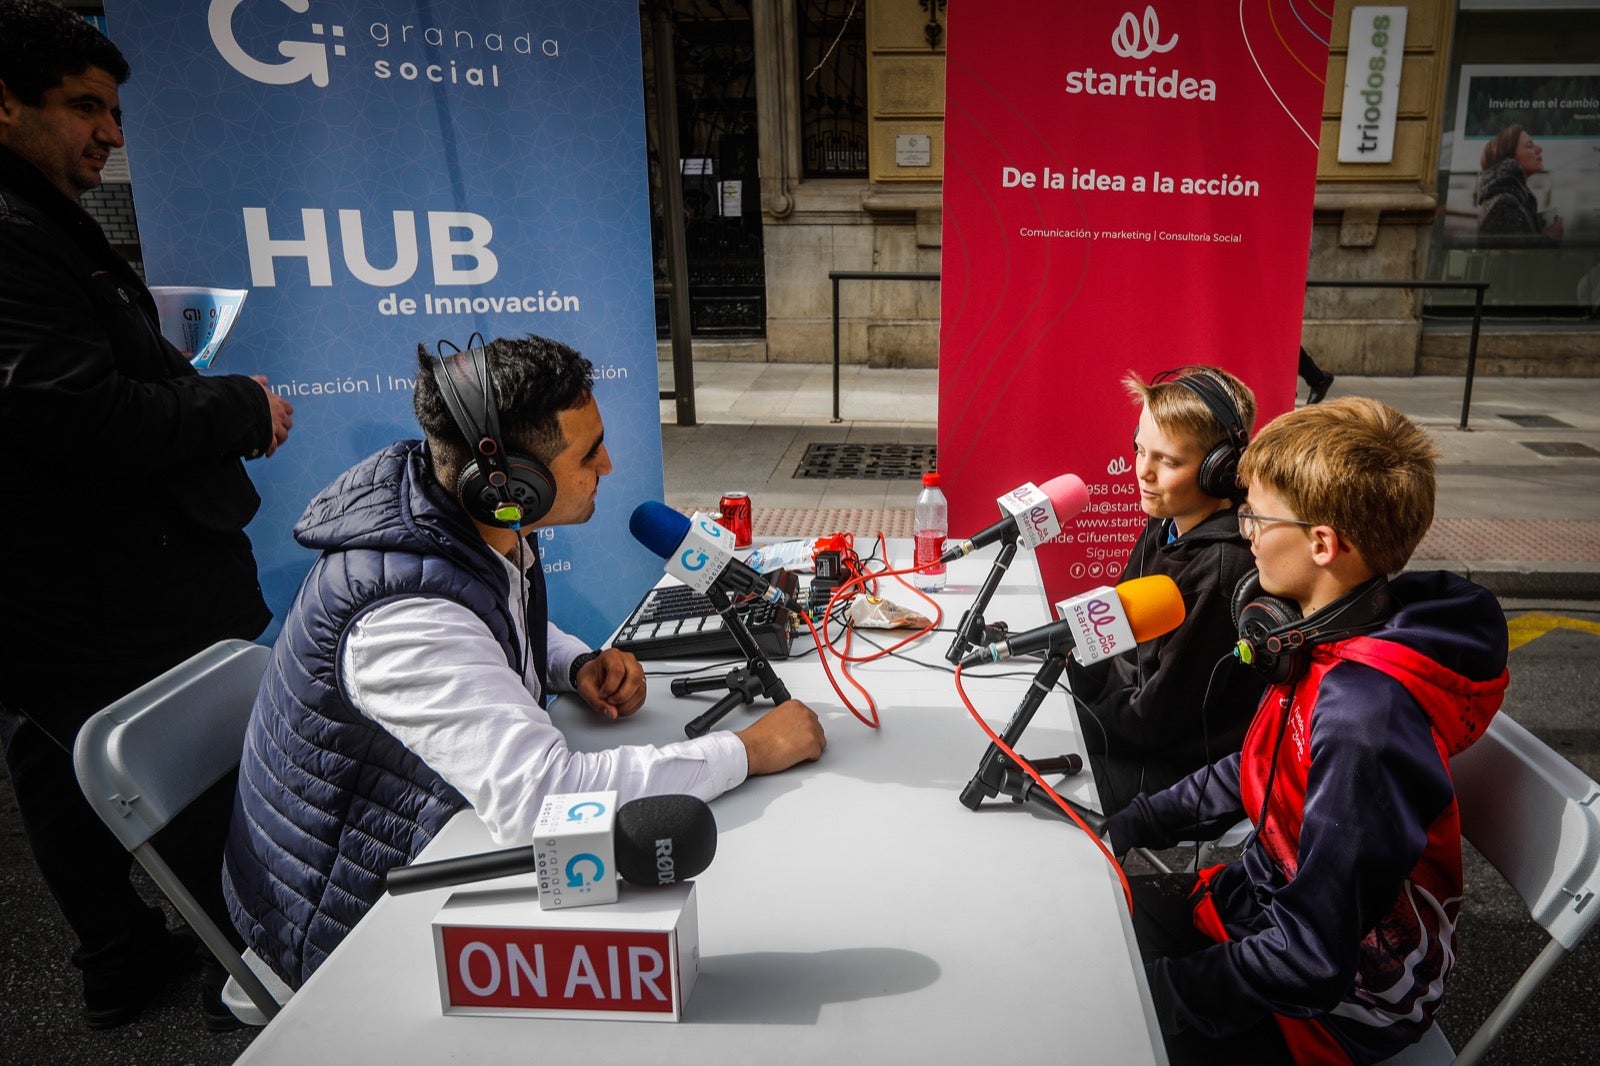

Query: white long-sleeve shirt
(339, 547), (748, 846)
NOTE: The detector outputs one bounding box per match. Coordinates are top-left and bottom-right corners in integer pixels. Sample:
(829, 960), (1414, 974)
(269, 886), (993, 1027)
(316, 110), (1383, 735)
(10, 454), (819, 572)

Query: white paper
(149, 286), (248, 369)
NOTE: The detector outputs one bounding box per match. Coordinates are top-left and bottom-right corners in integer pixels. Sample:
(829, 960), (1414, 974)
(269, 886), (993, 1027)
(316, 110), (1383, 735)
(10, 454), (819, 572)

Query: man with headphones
(1068, 366), (1266, 814)
(223, 335), (826, 990)
(1103, 398), (1509, 1065)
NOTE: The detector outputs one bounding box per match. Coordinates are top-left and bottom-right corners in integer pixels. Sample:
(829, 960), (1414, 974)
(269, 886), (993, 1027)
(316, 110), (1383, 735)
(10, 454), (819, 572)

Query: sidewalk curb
(1410, 564), (1600, 601)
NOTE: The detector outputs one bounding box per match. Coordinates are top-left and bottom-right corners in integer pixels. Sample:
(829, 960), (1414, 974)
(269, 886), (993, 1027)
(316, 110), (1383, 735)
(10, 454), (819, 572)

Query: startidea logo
(1111, 5), (1176, 59)
(209, 0), (346, 88)
(1065, 4), (1217, 102)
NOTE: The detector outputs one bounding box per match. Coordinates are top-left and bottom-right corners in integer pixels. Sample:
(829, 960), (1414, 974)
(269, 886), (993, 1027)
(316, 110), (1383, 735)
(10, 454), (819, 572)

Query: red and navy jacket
(1106, 570), (1509, 1064)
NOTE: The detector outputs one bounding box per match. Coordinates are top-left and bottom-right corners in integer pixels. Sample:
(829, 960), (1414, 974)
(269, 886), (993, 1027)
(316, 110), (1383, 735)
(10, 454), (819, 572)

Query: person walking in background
(1298, 346), (1334, 404)
(0, 0), (293, 1029)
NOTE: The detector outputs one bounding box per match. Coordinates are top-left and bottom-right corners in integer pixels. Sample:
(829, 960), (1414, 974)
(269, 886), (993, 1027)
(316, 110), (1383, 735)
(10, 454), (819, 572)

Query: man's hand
(252, 376), (294, 457)
(735, 699), (826, 776)
(575, 648), (647, 720)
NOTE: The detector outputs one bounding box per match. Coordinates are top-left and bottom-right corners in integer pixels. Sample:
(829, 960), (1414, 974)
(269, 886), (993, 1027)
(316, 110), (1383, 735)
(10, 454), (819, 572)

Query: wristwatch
(568, 650), (601, 688)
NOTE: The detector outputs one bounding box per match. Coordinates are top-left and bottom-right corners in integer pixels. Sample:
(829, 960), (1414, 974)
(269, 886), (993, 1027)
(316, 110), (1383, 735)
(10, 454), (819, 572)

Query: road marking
(1507, 612), (1600, 652)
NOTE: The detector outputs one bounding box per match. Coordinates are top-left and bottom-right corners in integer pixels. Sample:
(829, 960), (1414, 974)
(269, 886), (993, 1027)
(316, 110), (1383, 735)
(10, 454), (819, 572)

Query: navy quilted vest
(223, 441), (523, 987)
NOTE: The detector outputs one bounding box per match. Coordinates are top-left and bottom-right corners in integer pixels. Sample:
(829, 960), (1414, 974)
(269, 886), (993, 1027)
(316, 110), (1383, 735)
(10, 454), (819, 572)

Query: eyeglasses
(1236, 505), (1316, 539)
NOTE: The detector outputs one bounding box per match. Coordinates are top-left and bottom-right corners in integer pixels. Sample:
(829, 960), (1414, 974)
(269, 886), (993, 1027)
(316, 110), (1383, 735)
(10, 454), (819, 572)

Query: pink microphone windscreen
(1040, 474), (1090, 520)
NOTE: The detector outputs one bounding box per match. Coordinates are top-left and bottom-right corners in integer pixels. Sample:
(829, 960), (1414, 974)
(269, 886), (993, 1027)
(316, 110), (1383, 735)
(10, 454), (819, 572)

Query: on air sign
(433, 882), (699, 1021)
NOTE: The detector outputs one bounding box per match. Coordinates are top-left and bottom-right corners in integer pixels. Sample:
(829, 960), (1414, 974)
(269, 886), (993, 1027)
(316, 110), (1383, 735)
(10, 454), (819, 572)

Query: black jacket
(0, 145), (272, 726)
(1068, 509), (1265, 811)
(1475, 158), (1553, 245)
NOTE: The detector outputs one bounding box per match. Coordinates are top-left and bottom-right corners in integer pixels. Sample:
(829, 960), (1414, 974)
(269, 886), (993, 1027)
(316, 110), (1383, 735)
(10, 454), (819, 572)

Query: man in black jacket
(0, 0), (293, 1029)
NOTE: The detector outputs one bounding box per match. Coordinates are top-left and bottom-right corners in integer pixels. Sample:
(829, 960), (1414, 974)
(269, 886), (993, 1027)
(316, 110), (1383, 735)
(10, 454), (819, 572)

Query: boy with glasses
(1104, 397), (1509, 1065)
(1069, 366), (1266, 814)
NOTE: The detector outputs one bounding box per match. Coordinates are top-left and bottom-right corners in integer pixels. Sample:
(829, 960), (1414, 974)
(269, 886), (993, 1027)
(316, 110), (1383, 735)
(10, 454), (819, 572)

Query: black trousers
(1, 667), (242, 977)
(1130, 872), (1293, 1066)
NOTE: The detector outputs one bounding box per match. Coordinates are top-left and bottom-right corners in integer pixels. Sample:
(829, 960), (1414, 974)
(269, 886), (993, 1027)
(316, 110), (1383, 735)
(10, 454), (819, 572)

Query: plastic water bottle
(913, 471), (948, 591)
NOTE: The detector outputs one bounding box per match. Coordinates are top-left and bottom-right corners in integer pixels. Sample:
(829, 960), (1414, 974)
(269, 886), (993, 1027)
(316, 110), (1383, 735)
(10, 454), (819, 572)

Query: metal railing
(828, 271), (1493, 429)
(1305, 278), (1490, 429)
(828, 270), (940, 422)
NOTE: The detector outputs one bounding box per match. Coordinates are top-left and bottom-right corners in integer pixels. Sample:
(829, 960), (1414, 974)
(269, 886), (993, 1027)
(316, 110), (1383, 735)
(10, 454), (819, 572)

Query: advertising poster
(104, 0), (665, 645)
(941, 1), (1330, 600)
(1443, 64), (1600, 248)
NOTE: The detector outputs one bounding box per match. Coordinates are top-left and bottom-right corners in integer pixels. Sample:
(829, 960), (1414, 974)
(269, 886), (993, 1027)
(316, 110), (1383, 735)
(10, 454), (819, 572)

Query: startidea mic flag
(105, 0), (663, 646)
(940, 1), (1329, 601)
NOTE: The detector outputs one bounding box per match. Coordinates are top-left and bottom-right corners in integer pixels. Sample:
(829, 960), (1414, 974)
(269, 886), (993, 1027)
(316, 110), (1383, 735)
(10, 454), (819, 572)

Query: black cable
(1186, 651), (1237, 854)
(845, 626), (1039, 678)
(515, 523), (530, 686)
(1254, 691), (1295, 840)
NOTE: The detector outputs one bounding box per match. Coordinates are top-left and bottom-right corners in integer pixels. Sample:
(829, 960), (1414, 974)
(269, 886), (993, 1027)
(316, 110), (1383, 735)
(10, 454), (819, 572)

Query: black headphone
(1231, 572), (1395, 685)
(1154, 367), (1249, 503)
(428, 340), (556, 529)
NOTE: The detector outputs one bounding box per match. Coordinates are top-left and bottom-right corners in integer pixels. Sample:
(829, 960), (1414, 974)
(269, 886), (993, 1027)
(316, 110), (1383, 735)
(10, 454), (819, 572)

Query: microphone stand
(672, 586), (792, 738)
(958, 648), (1085, 811)
(944, 533), (1020, 664)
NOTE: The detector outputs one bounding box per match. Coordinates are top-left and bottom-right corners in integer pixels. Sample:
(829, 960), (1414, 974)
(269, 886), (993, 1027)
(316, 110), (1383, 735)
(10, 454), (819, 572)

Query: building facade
(72, 2), (1599, 376)
(647, 0), (1599, 376)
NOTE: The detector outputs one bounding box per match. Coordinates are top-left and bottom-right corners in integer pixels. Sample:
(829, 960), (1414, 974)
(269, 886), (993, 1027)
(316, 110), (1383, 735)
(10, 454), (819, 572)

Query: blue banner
(105, 0), (665, 646)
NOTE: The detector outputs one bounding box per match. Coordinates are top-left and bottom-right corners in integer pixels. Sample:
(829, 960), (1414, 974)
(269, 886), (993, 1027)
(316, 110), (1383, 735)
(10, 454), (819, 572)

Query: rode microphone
(939, 474), (1090, 563)
(629, 501), (800, 612)
(959, 574), (1186, 668)
(385, 794), (718, 895)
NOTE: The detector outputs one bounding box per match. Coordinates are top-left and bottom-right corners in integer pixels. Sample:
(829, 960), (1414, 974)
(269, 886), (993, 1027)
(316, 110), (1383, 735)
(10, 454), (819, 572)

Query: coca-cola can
(717, 492), (753, 547)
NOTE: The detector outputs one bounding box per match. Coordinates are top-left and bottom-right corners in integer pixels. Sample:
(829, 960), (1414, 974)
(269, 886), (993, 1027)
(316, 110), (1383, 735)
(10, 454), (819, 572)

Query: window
(799, 0), (867, 178)
(1428, 5), (1600, 319)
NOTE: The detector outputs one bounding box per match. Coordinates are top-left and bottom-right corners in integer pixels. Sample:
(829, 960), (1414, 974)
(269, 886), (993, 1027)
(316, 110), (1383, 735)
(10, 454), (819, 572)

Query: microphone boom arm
(677, 585), (792, 738)
(958, 649), (1083, 810)
(944, 534), (1019, 664)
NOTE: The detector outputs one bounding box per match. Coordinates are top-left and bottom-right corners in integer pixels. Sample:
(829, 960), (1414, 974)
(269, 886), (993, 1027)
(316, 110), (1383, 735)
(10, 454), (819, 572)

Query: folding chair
(1379, 712), (1600, 1065)
(72, 639), (289, 1024)
(1133, 816), (1254, 875)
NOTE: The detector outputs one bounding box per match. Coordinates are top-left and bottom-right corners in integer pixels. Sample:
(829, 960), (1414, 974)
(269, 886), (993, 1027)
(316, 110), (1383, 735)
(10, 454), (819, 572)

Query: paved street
(3, 363), (1598, 1064)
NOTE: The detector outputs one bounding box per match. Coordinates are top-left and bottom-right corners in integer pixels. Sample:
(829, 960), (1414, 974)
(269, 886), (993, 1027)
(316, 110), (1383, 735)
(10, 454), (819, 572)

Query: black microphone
(629, 501), (801, 612)
(385, 794), (718, 895)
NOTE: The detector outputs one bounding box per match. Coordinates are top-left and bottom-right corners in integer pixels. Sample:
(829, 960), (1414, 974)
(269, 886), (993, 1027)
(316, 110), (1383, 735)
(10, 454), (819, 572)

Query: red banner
(940, 1), (1330, 599)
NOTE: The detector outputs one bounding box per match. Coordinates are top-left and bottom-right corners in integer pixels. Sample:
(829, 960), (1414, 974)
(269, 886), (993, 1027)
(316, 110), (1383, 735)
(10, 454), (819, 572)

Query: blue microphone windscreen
(629, 501), (691, 560)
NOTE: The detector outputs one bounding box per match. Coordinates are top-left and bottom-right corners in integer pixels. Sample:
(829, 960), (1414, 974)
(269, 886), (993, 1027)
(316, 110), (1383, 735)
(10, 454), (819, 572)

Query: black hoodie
(1068, 509), (1266, 812)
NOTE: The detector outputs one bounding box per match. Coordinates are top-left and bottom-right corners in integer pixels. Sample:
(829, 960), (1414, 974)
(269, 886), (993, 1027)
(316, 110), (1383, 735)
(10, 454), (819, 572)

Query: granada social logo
(210, 0), (346, 87)
(1112, 6), (1177, 59)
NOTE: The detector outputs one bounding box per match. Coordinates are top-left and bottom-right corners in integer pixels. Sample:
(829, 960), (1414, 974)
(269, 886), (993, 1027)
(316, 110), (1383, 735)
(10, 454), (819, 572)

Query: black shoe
(1306, 371), (1335, 405)
(200, 960), (246, 1032)
(81, 928), (198, 1029)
